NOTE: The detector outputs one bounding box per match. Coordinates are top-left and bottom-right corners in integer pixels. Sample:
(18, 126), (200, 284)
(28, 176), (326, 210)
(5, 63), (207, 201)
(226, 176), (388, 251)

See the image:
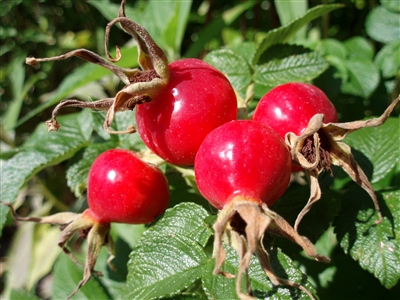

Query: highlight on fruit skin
(194, 120), (330, 300)
(25, 0), (169, 135)
(1, 149), (169, 299)
(253, 82), (400, 232)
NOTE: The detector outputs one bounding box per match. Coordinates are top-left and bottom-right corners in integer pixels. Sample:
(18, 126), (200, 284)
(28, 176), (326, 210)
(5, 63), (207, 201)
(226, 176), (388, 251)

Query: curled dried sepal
(286, 95), (400, 231)
(212, 197), (330, 300)
(1, 202), (114, 300)
(26, 0), (169, 134)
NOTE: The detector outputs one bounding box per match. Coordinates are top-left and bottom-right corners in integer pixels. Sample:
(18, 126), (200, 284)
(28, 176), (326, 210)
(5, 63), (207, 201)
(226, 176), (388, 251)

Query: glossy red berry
(136, 58), (237, 166)
(87, 149), (169, 224)
(194, 120), (291, 210)
(252, 82), (338, 138)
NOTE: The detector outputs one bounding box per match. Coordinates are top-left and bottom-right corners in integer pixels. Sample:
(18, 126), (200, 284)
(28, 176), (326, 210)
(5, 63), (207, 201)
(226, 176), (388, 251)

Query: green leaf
(114, 110), (147, 151)
(161, 1), (192, 59)
(272, 185), (341, 244)
(274, 0), (307, 42)
(341, 59), (380, 98)
(3, 55), (40, 131)
(318, 38), (347, 60)
(123, 203), (212, 299)
(366, 6), (400, 43)
(111, 223), (146, 250)
(167, 170), (209, 210)
(90, 0), (191, 60)
(66, 141), (117, 198)
(382, 0), (400, 12)
(161, 292), (204, 300)
(201, 244), (317, 299)
(343, 117), (400, 185)
(204, 49), (252, 96)
(252, 4), (343, 64)
(375, 41), (400, 78)
(0, 110), (93, 235)
(335, 188), (400, 288)
(184, 1), (256, 58)
(229, 41), (257, 66)
(10, 289), (40, 300)
(52, 253), (110, 300)
(88, 0), (141, 23)
(28, 225), (62, 289)
(253, 50), (328, 90)
(343, 37), (374, 61)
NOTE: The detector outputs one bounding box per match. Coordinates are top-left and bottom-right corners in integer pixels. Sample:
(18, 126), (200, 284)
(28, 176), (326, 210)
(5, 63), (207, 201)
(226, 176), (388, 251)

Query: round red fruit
(136, 58), (237, 166)
(194, 120), (291, 210)
(87, 149), (169, 224)
(252, 82), (338, 138)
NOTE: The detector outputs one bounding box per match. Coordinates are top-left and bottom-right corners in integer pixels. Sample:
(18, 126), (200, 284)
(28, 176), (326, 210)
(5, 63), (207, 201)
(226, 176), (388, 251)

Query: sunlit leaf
(202, 244), (317, 299)
(366, 5), (400, 43)
(341, 59), (380, 98)
(375, 41), (400, 78)
(204, 49), (252, 96)
(253, 4), (343, 64)
(0, 111), (93, 235)
(254, 51), (328, 90)
(52, 253), (110, 300)
(335, 188), (400, 288)
(123, 203), (212, 299)
(344, 117), (400, 184)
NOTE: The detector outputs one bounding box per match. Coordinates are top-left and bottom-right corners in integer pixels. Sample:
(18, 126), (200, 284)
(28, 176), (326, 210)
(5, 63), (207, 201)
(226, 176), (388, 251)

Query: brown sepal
(1, 202), (114, 300)
(285, 95), (399, 231)
(212, 197), (330, 300)
(26, 0), (169, 134)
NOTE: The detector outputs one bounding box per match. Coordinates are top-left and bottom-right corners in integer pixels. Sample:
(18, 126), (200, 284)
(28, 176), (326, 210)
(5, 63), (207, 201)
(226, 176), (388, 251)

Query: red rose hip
(252, 82), (338, 139)
(136, 58), (237, 166)
(194, 120), (329, 299)
(195, 120), (291, 209)
(88, 149), (169, 224)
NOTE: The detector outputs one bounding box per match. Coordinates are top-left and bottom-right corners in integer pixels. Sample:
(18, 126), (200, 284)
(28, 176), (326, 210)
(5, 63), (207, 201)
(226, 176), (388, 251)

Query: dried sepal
(26, 0), (169, 134)
(285, 96), (399, 231)
(212, 197), (329, 300)
(1, 202), (113, 300)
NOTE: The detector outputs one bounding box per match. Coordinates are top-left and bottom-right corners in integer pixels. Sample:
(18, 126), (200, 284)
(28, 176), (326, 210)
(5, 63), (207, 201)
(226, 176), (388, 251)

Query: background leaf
(253, 50), (328, 98)
(252, 4), (343, 64)
(184, 1), (256, 58)
(272, 184), (341, 244)
(334, 188), (400, 288)
(366, 5), (400, 43)
(382, 0), (400, 12)
(16, 46), (139, 127)
(204, 49), (252, 96)
(123, 203), (212, 299)
(274, 0), (307, 42)
(52, 252), (110, 300)
(0, 110), (93, 234)
(340, 59), (380, 98)
(343, 37), (374, 61)
(343, 117), (400, 185)
(202, 244), (317, 299)
(375, 41), (400, 79)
